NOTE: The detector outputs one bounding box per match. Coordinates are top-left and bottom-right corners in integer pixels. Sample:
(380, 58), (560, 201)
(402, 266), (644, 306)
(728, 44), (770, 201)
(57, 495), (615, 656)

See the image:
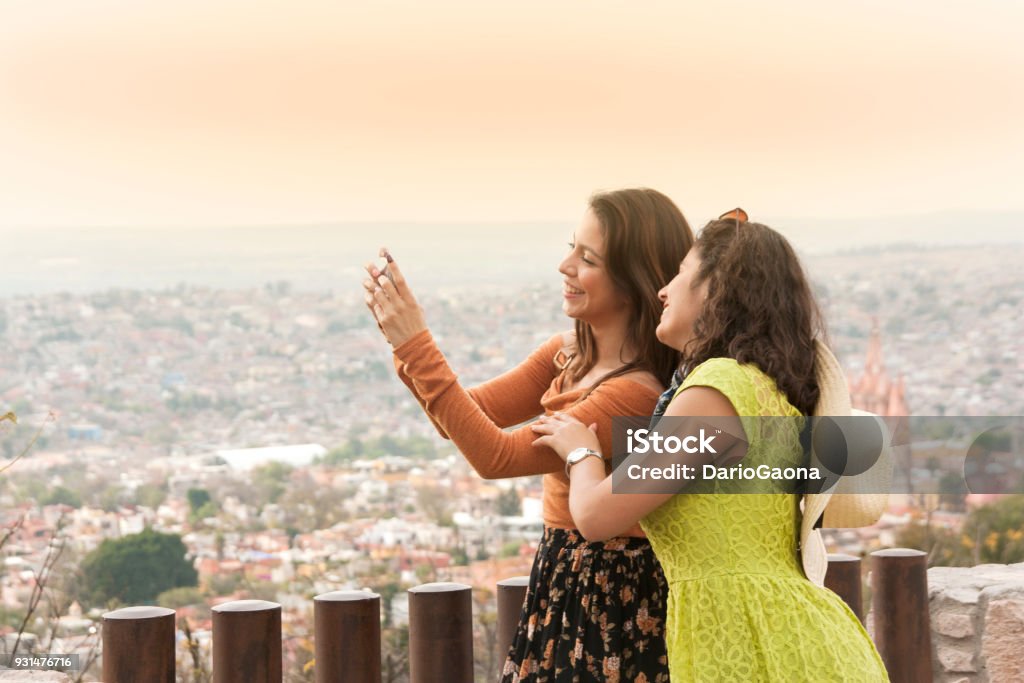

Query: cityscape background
(1, 234), (1023, 680)
(2, 0), (1023, 680)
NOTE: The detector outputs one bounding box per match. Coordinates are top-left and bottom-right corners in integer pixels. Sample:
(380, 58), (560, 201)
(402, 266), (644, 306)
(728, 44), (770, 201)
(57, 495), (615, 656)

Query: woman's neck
(589, 318), (635, 370)
(561, 317), (640, 393)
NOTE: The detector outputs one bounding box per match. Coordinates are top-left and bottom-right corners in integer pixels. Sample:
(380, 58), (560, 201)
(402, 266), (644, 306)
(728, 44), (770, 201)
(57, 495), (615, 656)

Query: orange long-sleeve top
(392, 329), (661, 534)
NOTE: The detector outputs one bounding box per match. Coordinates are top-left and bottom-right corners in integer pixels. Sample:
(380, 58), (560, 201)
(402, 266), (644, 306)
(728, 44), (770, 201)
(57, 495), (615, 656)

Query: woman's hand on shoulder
(530, 412), (599, 461)
(363, 253), (428, 348)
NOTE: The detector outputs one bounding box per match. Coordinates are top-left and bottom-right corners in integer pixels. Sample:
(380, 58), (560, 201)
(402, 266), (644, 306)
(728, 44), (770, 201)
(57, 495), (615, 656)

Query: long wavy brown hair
(681, 218), (825, 415)
(569, 188), (693, 392)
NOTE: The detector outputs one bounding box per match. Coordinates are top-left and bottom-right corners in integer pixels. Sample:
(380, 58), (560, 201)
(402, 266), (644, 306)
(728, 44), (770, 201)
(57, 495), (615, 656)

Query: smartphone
(379, 247), (396, 285)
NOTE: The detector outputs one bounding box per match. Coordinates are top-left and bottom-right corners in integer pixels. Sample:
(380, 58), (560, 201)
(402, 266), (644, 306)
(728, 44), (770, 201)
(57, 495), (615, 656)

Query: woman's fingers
(534, 412), (576, 426)
(371, 283), (393, 314)
(368, 249), (414, 304)
(384, 259), (415, 301)
(360, 251), (428, 348)
(362, 279), (381, 317)
(361, 257), (399, 344)
(376, 273), (400, 300)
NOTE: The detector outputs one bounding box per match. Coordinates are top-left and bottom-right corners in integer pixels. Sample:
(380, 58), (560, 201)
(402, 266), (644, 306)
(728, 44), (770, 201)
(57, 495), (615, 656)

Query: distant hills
(5, 210), (1021, 295)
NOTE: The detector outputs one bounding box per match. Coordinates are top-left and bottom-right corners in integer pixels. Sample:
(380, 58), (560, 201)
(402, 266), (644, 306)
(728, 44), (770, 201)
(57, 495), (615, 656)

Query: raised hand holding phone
(363, 248), (428, 348)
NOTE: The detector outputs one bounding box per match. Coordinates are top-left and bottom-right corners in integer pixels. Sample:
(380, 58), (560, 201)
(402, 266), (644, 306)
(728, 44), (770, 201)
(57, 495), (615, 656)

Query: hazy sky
(1, 0), (1022, 229)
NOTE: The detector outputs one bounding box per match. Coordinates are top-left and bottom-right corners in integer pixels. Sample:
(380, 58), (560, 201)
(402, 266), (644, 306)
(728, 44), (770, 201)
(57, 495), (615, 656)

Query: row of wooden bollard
(826, 549), (933, 683)
(100, 549), (933, 683)
(101, 579), (531, 683)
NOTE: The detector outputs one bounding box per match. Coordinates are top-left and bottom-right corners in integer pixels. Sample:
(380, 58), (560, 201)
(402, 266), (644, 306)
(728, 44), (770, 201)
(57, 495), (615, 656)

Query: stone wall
(921, 562), (1024, 682)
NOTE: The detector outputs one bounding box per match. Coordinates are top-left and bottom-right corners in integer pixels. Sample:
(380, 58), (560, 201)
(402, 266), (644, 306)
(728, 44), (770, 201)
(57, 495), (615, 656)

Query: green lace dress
(640, 358), (889, 682)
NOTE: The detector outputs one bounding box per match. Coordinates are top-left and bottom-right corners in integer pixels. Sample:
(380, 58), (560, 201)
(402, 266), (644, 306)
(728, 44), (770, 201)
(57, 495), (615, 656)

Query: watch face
(568, 447), (590, 463)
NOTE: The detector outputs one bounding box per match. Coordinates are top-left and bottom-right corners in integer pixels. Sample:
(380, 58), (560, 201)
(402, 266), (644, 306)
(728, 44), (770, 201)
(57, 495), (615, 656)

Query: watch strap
(564, 448), (603, 477)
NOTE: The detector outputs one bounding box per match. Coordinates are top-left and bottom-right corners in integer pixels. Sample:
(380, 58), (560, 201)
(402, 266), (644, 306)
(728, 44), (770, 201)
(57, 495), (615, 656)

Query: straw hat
(800, 341), (892, 587)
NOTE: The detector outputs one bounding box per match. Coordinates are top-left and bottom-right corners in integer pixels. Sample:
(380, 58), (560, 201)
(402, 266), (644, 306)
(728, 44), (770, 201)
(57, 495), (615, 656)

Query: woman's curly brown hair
(682, 219), (825, 416)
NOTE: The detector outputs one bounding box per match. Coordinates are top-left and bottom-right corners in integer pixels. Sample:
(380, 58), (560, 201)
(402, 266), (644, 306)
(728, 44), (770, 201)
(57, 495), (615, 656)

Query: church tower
(849, 319), (909, 416)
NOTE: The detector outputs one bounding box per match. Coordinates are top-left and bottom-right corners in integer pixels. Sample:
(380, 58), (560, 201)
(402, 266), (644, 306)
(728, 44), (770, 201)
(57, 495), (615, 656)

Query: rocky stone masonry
(916, 562), (1024, 683)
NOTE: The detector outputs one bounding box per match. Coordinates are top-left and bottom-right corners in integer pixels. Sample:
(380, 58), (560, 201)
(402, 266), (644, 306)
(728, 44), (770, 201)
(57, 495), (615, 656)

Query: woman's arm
(394, 332), (563, 433)
(393, 357), (453, 439)
(366, 259), (560, 432)
(370, 258), (640, 478)
(394, 330), (654, 478)
(531, 385), (743, 540)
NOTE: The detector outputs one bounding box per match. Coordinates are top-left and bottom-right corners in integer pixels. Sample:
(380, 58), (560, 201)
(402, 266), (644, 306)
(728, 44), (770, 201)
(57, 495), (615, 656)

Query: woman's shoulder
(610, 370), (663, 394)
(537, 330), (575, 372)
(679, 358), (762, 406)
(682, 357), (748, 386)
(592, 370), (663, 401)
(554, 329), (575, 351)
(680, 357), (799, 417)
(534, 330), (575, 354)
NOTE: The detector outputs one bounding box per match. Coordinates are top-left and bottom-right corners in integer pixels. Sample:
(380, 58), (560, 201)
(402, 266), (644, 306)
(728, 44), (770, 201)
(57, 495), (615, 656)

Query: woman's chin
(562, 301), (583, 319)
(656, 324), (686, 351)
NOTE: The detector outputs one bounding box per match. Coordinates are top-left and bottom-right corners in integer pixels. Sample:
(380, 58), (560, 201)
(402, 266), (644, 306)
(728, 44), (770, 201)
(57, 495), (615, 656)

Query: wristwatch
(564, 447), (603, 477)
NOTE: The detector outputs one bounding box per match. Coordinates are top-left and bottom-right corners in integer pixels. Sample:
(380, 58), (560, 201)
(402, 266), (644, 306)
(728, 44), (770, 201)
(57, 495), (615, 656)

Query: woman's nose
(558, 254), (575, 277)
(658, 286), (668, 302)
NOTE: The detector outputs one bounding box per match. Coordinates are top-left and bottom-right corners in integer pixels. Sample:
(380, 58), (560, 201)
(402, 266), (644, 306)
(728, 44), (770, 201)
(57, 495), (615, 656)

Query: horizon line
(5, 207), (1024, 232)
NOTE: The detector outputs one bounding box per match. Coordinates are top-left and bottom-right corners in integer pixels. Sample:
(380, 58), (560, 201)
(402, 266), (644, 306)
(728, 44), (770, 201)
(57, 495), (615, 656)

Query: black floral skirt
(500, 527), (670, 683)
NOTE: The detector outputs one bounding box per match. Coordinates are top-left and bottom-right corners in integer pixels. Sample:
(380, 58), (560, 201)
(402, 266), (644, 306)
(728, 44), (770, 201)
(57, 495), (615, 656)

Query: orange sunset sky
(1, 0), (1022, 230)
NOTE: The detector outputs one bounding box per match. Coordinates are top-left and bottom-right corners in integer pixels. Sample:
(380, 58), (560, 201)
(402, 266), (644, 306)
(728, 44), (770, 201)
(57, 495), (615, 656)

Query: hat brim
(801, 343), (892, 585)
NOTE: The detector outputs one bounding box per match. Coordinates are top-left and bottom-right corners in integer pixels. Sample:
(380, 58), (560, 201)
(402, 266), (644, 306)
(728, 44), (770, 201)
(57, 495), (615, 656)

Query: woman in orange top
(364, 188), (692, 683)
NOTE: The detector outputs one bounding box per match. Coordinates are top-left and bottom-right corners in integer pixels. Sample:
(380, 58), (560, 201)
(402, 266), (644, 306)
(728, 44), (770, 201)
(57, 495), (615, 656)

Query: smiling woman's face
(656, 247), (708, 350)
(558, 208), (629, 327)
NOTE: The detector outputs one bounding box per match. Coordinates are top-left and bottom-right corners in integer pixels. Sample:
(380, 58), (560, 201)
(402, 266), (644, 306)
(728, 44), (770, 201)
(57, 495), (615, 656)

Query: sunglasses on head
(718, 207), (749, 222)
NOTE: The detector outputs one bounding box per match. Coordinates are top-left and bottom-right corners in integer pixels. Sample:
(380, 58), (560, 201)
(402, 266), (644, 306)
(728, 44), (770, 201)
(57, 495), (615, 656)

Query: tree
(156, 586), (204, 609)
(43, 485), (82, 508)
(961, 494), (1024, 564)
(187, 488), (218, 525)
(496, 488), (521, 516)
(322, 437), (364, 465)
(135, 482), (167, 509)
(939, 471), (968, 511)
(79, 528), (198, 607)
(897, 494), (1024, 567)
(500, 541), (521, 558)
(450, 546), (469, 566)
(473, 588), (500, 683)
(251, 461), (293, 507)
(187, 488), (212, 515)
(97, 484), (125, 512)
(0, 412), (103, 680)
(321, 435), (439, 464)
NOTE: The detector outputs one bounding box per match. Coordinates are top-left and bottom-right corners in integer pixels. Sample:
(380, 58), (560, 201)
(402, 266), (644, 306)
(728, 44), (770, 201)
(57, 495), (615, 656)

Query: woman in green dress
(531, 212), (889, 682)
